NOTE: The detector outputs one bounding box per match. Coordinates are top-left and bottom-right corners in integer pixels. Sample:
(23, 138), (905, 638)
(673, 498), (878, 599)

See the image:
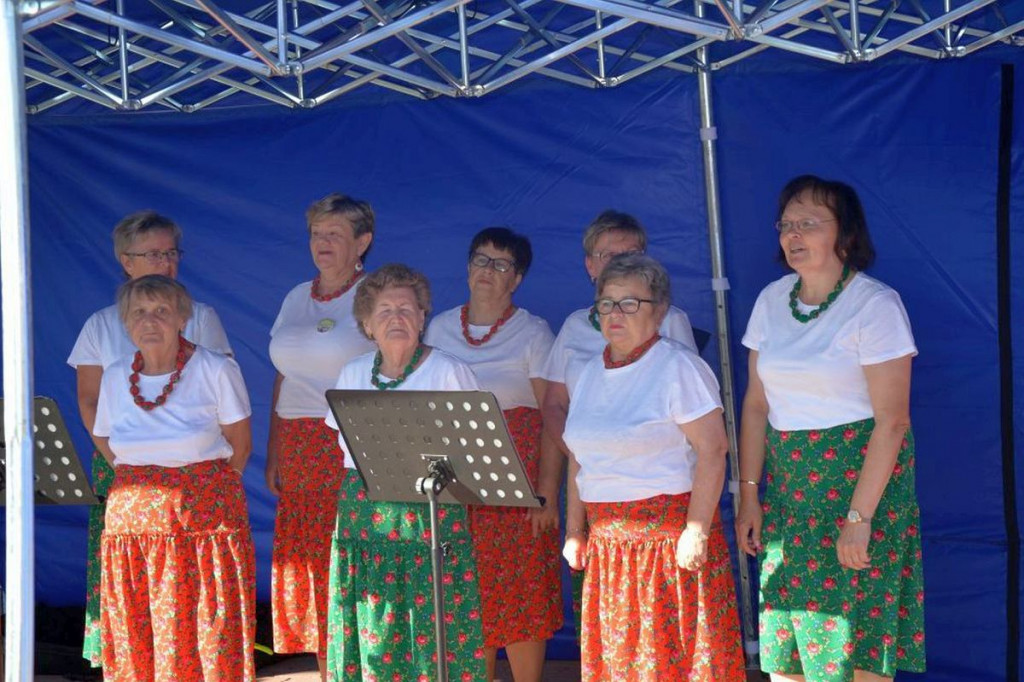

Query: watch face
(847, 510), (863, 523)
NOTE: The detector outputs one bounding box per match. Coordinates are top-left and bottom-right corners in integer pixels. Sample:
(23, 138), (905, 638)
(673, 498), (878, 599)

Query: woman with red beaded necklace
(67, 210), (233, 670)
(562, 253), (745, 681)
(267, 193), (377, 680)
(323, 264), (486, 682)
(92, 275), (255, 681)
(425, 227), (562, 682)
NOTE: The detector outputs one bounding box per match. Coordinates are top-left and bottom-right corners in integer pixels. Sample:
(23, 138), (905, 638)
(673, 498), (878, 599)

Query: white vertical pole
(0, 2), (36, 681)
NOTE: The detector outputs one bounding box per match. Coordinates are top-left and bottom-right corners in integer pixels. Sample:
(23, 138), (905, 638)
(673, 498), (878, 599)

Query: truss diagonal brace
(23, 34), (123, 105)
(754, 0), (833, 35)
(360, 0), (462, 88)
(71, 1), (276, 76)
(556, 0), (731, 39)
(867, 0), (996, 58)
(301, 0), (473, 71)
(502, 0), (600, 81)
(194, 0), (288, 74)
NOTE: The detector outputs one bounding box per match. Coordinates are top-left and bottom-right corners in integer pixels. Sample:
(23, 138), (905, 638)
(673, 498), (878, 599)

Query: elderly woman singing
(92, 275), (255, 682)
(67, 210), (233, 667)
(324, 263), (486, 682)
(562, 254), (744, 682)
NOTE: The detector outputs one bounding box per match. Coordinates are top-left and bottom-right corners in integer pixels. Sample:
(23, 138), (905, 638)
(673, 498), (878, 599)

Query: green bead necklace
(371, 344), (425, 390)
(588, 306), (601, 331)
(789, 265), (851, 323)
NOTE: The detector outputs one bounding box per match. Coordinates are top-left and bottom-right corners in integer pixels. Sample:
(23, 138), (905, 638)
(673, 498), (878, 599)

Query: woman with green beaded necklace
(323, 263), (487, 682)
(736, 176), (925, 682)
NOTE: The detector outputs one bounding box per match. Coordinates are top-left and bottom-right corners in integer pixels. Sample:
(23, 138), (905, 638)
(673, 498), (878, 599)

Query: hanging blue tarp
(3, 52), (1022, 681)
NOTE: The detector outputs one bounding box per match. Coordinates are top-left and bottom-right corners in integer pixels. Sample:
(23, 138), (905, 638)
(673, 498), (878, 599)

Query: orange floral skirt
(271, 418), (347, 656)
(100, 459), (256, 682)
(582, 493), (745, 682)
(470, 407), (563, 647)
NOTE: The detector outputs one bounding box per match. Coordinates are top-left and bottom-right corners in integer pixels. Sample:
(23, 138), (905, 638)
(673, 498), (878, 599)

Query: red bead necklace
(460, 303), (516, 346)
(603, 333), (660, 369)
(311, 269), (363, 302)
(129, 335), (193, 410)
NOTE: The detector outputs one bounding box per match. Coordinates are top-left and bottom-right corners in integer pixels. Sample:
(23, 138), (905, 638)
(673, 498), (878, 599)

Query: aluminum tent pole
(693, 0), (758, 671)
(1, 2), (36, 681)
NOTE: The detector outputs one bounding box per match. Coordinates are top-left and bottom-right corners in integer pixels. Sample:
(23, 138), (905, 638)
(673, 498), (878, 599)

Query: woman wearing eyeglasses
(424, 227), (562, 682)
(540, 210), (699, 639)
(562, 253), (744, 682)
(735, 176), (925, 682)
(267, 193), (376, 681)
(67, 210), (232, 668)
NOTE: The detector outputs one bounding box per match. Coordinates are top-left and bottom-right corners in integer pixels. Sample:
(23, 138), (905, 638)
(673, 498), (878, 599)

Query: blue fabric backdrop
(2, 51), (1021, 681)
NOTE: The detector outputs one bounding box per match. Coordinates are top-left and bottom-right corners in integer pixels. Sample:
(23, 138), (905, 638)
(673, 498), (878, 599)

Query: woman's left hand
(836, 521), (872, 570)
(676, 527), (709, 571)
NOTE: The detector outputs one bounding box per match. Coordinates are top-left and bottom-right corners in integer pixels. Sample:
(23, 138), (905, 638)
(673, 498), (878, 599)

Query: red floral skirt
(470, 407), (563, 647)
(100, 459), (256, 682)
(582, 493), (745, 682)
(271, 418), (347, 655)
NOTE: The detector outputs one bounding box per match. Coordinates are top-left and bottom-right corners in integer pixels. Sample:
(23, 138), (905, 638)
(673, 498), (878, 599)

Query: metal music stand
(0, 397), (99, 505)
(325, 389), (542, 682)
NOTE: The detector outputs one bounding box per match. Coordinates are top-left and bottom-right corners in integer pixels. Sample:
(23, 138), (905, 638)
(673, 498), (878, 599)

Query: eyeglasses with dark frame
(773, 218), (836, 235)
(594, 297), (655, 315)
(469, 252), (516, 273)
(124, 249), (184, 264)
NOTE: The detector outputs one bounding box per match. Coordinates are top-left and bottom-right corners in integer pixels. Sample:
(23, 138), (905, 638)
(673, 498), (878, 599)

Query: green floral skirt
(759, 418), (925, 681)
(83, 450), (114, 667)
(326, 470), (486, 682)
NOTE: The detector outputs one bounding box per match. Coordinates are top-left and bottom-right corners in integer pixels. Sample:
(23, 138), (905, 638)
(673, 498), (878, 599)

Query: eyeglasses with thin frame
(774, 218), (836, 235)
(469, 252), (516, 273)
(594, 297), (655, 315)
(591, 248), (645, 263)
(123, 249), (184, 264)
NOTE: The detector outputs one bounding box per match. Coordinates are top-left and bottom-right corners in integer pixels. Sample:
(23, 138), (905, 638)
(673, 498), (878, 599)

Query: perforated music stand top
(0, 397), (99, 505)
(326, 389), (542, 508)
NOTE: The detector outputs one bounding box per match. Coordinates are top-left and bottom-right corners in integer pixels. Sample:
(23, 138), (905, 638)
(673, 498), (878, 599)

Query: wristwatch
(846, 509), (871, 524)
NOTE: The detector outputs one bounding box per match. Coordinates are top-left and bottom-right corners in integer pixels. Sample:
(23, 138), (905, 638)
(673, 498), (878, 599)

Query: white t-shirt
(325, 348), (480, 469)
(93, 346), (251, 468)
(742, 273), (917, 431)
(563, 338), (722, 503)
(542, 305), (698, 395)
(270, 280), (376, 418)
(424, 307), (554, 410)
(67, 301), (231, 369)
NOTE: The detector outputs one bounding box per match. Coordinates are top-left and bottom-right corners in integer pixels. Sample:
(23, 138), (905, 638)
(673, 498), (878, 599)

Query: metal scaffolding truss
(17, 0), (1024, 112)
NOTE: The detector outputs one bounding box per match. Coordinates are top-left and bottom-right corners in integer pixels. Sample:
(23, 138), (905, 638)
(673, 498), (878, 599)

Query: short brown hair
(353, 263), (431, 339)
(306, 193), (376, 262)
(776, 175), (876, 271)
(116, 274), (192, 324)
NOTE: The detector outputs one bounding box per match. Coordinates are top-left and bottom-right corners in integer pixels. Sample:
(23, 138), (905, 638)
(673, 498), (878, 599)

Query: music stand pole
(417, 459), (454, 682)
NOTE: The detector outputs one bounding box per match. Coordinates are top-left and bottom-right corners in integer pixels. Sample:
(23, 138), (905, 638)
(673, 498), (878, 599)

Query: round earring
(355, 261), (364, 272)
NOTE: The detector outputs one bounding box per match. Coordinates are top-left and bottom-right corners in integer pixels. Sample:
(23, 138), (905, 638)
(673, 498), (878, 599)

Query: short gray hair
(117, 274), (193, 324)
(306, 193), (376, 263)
(112, 211), (182, 264)
(581, 210), (647, 256)
(353, 263), (431, 339)
(595, 253), (671, 306)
